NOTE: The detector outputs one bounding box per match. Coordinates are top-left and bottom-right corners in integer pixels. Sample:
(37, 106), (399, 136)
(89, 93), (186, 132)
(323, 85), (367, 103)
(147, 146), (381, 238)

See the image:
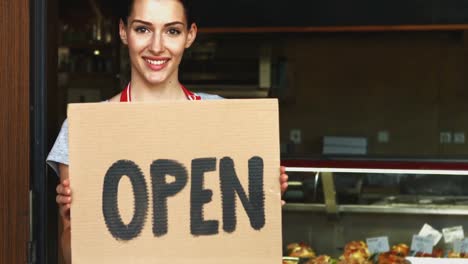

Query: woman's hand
(56, 179), (72, 221)
(280, 166), (288, 205)
(57, 164), (71, 263)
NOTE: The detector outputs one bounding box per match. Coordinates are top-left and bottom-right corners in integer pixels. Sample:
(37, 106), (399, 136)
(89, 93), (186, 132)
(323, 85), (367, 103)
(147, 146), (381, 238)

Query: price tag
(453, 240), (463, 253)
(462, 238), (468, 253)
(454, 239), (468, 254)
(366, 236), (390, 254)
(411, 235), (434, 254)
(443, 226), (464, 244)
(418, 223), (442, 246)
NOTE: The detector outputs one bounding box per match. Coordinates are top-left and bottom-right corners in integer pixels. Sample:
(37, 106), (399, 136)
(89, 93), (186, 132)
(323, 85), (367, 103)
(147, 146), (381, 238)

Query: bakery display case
(281, 159), (468, 263)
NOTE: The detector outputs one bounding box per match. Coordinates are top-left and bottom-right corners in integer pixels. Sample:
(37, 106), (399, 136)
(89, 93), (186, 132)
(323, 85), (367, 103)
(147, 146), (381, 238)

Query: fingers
(280, 170), (288, 196)
(56, 180), (72, 219)
(56, 179), (72, 220)
(61, 179), (70, 187)
(56, 194), (72, 205)
(56, 181), (71, 196)
(280, 166), (286, 174)
(281, 181), (288, 196)
(56, 180), (72, 205)
(280, 166), (288, 206)
(280, 172), (288, 184)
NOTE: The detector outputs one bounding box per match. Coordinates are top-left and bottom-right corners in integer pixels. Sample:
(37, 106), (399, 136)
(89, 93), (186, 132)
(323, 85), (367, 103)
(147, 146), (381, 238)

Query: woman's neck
(129, 77), (186, 102)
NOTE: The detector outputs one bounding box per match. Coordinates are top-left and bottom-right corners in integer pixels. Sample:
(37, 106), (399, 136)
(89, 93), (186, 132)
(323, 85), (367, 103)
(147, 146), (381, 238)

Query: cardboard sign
(68, 100), (282, 264)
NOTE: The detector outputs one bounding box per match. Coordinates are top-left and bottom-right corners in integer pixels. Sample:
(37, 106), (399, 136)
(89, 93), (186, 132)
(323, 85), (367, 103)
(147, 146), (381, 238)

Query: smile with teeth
(145, 58), (168, 65)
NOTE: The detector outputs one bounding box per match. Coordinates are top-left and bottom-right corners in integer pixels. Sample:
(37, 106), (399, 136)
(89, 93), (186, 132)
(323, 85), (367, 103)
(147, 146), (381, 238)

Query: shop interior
(45, 0), (468, 263)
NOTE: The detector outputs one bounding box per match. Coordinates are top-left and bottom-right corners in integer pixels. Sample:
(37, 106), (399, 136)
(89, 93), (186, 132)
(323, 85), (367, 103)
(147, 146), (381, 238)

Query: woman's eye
(167, 28), (181, 35)
(135, 27), (149, 33)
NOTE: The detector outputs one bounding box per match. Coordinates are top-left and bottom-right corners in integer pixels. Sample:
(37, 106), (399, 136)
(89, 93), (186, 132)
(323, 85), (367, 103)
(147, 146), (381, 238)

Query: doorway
(0, 0), (30, 263)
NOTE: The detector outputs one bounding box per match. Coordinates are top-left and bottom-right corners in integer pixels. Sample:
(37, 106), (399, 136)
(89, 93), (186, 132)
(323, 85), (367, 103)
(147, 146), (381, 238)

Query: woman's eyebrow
(131, 19), (185, 27)
(131, 19), (152, 26)
(165, 21), (185, 27)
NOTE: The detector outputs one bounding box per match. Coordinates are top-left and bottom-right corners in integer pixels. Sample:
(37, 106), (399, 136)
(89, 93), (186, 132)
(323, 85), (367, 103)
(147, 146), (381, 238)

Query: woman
(48, 0), (289, 262)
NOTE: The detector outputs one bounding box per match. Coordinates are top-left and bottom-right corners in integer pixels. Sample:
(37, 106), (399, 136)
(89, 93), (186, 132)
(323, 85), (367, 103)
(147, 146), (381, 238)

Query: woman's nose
(150, 33), (164, 53)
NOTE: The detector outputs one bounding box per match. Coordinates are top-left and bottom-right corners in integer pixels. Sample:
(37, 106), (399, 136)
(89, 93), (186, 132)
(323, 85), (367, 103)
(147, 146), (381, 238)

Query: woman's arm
(56, 164), (71, 220)
(56, 164), (71, 264)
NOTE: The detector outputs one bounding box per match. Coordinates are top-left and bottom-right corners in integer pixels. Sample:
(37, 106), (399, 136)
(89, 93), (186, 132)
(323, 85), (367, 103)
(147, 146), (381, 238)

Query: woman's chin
(145, 76), (168, 85)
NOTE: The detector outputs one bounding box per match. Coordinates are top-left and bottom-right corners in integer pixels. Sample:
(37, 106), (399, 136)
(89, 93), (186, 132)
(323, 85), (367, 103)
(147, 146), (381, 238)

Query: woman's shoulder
(196, 93), (224, 100)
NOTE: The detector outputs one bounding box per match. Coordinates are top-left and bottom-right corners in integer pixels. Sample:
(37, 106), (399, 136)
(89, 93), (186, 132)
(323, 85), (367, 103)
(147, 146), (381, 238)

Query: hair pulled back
(117, 0), (193, 28)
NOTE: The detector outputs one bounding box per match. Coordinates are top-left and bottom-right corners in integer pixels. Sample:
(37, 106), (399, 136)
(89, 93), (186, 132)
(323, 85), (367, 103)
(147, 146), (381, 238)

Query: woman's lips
(144, 57), (169, 71)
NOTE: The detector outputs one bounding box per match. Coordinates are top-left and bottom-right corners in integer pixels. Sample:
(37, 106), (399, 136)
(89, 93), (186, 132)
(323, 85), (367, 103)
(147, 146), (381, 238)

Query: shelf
(59, 72), (116, 78)
(282, 203), (326, 212)
(283, 203), (468, 215)
(283, 164), (468, 217)
(59, 43), (114, 50)
(199, 24), (468, 34)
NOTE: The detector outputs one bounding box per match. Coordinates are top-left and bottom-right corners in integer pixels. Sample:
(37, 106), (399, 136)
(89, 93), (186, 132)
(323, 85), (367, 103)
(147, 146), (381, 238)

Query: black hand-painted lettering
(190, 158), (219, 236)
(102, 160), (149, 241)
(150, 159), (188, 237)
(219, 156), (265, 233)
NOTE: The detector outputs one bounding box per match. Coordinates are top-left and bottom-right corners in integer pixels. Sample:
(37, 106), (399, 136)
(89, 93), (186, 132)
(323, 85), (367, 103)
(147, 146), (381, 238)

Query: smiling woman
(47, 0), (288, 263)
(117, 0), (199, 101)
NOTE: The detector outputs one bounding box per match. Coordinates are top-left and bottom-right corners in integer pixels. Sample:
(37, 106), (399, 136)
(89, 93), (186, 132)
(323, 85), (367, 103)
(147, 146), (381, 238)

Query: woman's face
(119, 0), (197, 86)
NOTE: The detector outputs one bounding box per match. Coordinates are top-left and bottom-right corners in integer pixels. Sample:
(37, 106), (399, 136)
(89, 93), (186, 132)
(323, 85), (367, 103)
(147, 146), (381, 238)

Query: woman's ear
(119, 19), (128, 45)
(185, 23), (198, 48)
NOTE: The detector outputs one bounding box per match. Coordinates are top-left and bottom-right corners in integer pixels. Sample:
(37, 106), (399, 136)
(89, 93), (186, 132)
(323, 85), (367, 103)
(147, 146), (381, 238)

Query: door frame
(30, 0), (58, 263)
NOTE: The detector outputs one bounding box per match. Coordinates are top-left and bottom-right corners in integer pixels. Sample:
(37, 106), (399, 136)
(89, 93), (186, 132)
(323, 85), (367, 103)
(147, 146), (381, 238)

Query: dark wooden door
(0, 0), (30, 263)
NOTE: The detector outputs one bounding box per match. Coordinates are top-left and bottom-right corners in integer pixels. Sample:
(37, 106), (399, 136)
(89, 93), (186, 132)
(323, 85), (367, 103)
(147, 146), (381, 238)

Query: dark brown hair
(118, 0), (193, 28)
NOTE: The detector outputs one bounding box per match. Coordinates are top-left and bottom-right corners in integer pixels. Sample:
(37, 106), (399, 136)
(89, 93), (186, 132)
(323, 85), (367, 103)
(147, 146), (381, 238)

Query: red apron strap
(120, 83), (200, 102)
(120, 83), (131, 102)
(181, 85), (202, 101)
